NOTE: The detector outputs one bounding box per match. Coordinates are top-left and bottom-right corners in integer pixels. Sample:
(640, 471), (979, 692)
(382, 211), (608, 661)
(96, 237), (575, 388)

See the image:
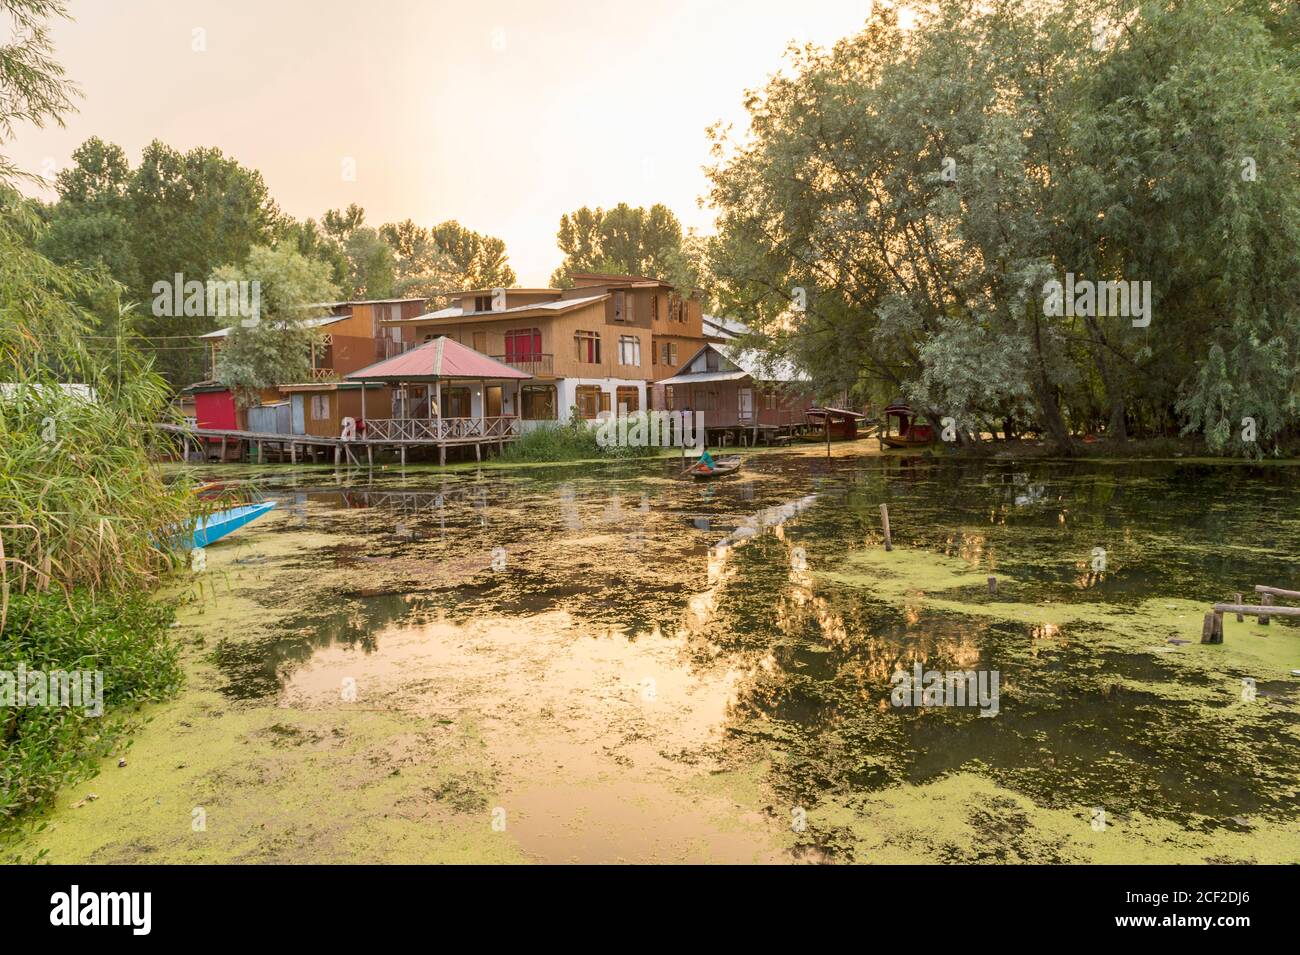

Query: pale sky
(8, 0), (878, 285)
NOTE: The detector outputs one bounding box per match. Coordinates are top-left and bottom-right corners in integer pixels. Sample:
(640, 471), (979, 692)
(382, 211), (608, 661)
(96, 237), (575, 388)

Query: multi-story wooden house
(200, 297), (427, 382)
(381, 274), (709, 427)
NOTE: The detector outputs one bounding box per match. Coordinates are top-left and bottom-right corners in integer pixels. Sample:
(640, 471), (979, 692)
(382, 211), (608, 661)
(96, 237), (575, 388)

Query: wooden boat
(189, 501), (276, 548)
(799, 407), (867, 442)
(879, 401), (935, 449)
(689, 456), (741, 480)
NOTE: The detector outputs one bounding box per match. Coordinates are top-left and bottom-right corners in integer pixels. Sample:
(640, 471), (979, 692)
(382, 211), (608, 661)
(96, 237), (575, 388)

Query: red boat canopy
(345, 336), (532, 383)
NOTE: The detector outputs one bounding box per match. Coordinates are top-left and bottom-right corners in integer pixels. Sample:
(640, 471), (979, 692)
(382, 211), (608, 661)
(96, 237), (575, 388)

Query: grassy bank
(1, 190), (193, 856)
(0, 590), (181, 859)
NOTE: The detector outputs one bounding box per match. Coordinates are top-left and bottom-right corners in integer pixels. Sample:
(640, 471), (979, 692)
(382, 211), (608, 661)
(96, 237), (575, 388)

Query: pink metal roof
(345, 337), (531, 382)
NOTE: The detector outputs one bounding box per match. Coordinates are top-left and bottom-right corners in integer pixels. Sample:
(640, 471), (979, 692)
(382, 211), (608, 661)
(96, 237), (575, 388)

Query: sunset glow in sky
(8, 0), (882, 285)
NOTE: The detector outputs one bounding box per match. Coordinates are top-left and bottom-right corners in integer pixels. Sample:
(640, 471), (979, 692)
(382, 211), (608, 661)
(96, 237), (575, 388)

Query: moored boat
(799, 407), (867, 442)
(689, 456), (741, 480)
(189, 501), (277, 548)
(879, 400), (936, 448)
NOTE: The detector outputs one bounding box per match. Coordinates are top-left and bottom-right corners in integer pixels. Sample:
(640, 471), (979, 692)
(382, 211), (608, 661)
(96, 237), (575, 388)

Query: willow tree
(706, 0), (1300, 453)
(211, 244), (339, 407)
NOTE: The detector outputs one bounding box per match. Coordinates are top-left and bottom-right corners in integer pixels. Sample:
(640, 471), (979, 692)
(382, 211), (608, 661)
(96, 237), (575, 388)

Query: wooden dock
(156, 416), (521, 467)
(1202, 582), (1300, 643)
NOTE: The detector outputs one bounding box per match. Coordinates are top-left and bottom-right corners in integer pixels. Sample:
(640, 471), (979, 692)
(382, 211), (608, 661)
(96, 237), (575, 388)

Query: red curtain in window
(505, 329), (541, 361)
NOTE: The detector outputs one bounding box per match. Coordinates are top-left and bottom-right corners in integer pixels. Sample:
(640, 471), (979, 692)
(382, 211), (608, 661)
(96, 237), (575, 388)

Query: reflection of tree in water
(212, 592), (415, 700)
(672, 505), (1300, 838)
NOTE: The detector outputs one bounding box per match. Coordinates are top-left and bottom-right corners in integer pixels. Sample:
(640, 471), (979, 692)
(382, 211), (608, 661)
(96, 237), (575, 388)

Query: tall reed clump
(0, 188), (192, 850)
(498, 412), (667, 463)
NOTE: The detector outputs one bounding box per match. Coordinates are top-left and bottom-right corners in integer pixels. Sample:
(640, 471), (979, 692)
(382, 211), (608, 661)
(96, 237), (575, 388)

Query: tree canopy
(705, 0), (1300, 455)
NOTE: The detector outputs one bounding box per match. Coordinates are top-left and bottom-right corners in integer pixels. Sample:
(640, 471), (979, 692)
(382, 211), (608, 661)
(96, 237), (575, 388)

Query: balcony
(309, 367), (337, 381)
(492, 353), (554, 376)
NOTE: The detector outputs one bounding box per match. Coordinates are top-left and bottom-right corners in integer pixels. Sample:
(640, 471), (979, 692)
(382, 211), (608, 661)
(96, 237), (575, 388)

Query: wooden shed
(277, 381), (393, 439)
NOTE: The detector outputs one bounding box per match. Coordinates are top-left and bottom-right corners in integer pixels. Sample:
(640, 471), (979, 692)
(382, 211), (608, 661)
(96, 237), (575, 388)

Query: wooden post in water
(988, 576), (997, 595)
(1201, 612), (1217, 644)
(880, 503), (893, 551)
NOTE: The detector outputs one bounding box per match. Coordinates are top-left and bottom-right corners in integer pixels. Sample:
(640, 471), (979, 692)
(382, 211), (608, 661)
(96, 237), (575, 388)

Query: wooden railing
(492, 353), (553, 375)
(364, 415), (521, 442)
(310, 367), (336, 380)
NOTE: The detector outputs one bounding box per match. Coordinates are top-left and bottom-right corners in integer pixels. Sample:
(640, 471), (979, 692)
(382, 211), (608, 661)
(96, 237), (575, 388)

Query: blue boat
(190, 501), (277, 549)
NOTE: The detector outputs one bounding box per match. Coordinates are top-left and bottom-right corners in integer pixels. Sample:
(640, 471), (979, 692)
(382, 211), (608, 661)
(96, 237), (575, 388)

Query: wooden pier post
(366, 443), (373, 467)
(880, 503), (892, 551)
(400, 444), (406, 467)
(1201, 612), (1225, 644)
(1260, 592), (1272, 625)
(1235, 593), (1244, 623)
(988, 576), (997, 595)
(290, 443), (297, 464)
(334, 444), (341, 465)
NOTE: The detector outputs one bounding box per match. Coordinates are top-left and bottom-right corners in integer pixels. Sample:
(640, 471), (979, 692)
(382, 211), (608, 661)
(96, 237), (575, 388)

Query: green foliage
(0, 0), (187, 844)
(1, 191), (195, 597)
(0, 1), (77, 186)
(36, 135), (281, 385)
(705, 0), (1300, 455)
(211, 244), (339, 405)
(0, 589), (182, 848)
(377, 218), (518, 298)
(497, 416), (660, 463)
(550, 202), (691, 287)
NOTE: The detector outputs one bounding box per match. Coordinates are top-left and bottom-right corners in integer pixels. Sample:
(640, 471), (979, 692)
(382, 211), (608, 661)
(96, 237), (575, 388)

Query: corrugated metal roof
(344, 336), (531, 382)
(656, 369), (748, 386)
(719, 344), (809, 383)
(386, 294), (607, 323)
(201, 314), (349, 339)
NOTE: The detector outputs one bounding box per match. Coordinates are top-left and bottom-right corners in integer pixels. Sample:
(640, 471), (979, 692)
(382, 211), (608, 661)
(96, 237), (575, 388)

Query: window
(613, 290), (626, 322)
(473, 331), (488, 353)
(764, 391), (778, 410)
(474, 294), (493, 313)
(575, 330), (601, 364)
(505, 328), (541, 361)
(600, 391), (611, 413)
(664, 385), (675, 410)
(616, 386), (639, 414)
(669, 294), (685, 323)
(574, 385), (603, 419)
(618, 335), (641, 367)
(694, 389), (718, 411)
(705, 349), (720, 372)
(738, 387), (754, 421)
(311, 394), (330, 421)
(661, 342), (678, 367)
(521, 384), (557, 420)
